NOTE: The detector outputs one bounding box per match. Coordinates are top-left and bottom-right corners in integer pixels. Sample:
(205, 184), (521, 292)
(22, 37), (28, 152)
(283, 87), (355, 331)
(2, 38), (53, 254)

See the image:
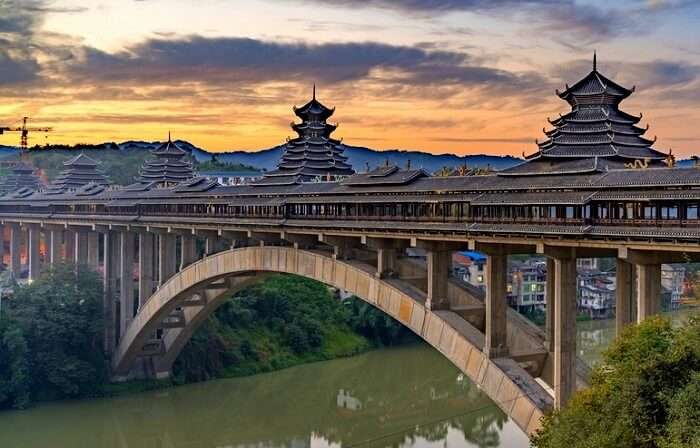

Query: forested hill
(1, 140), (522, 177)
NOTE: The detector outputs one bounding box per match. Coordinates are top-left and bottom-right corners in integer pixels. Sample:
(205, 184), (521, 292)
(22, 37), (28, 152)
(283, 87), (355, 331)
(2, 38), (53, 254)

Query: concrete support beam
(119, 232), (136, 342)
(474, 240), (534, 255)
(75, 230), (89, 267)
(318, 234), (361, 260)
(545, 257), (556, 352)
(615, 259), (635, 336)
(64, 230), (76, 263)
(553, 253), (577, 409)
(0, 224), (4, 268)
(637, 263), (661, 322)
(87, 232), (100, 269)
(9, 224), (21, 276)
(280, 232), (318, 249)
(103, 231), (121, 353)
(485, 253), (508, 358)
(28, 225), (41, 282)
(425, 249), (450, 310)
(48, 229), (63, 265)
(138, 232), (156, 307)
(364, 237), (408, 279)
(249, 231), (282, 246)
(158, 234), (177, 286)
(180, 235), (198, 270)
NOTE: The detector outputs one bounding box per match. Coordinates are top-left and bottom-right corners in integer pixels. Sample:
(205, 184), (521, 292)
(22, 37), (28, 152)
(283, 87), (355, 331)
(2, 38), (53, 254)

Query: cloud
(58, 36), (547, 100)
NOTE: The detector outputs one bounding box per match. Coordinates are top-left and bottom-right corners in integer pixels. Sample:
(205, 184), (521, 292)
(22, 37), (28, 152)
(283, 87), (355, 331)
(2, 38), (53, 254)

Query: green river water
(1, 307), (697, 448)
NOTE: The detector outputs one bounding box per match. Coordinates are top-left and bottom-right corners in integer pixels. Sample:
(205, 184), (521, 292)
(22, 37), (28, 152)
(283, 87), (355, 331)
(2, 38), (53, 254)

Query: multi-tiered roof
(137, 136), (195, 186)
(502, 55), (671, 176)
(0, 162), (43, 195)
(46, 153), (111, 192)
(259, 87), (355, 185)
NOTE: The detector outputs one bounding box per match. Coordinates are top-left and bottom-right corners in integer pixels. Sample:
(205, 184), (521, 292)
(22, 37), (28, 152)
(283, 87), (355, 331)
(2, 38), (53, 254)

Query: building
(0, 162), (43, 195)
(502, 54), (671, 178)
(453, 251), (486, 288)
(509, 259), (547, 312)
(662, 264), (686, 310)
(258, 87), (355, 185)
(198, 170), (263, 186)
(45, 153), (111, 193)
(137, 136), (195, 186)
(578, 270), (616, 318)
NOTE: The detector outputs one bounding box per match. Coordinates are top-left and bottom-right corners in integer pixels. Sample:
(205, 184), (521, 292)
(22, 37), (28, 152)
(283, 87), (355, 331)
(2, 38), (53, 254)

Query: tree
(0, 264), (106, 408)
(531, 315), (700, 448)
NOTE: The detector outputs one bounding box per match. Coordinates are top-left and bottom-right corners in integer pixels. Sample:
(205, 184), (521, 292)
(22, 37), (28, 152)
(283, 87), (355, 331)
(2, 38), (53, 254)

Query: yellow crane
(0, 116), (53, 150)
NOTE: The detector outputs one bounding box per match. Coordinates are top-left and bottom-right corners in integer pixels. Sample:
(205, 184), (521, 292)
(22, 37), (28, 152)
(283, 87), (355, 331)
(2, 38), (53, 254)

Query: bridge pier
(138, 232), (156, 308)
(180, 234), (198, 270)
(27, 224), (41, 282)
(75, 229), (89, 267)
(9, 223), (22, 276)
(637, 263), (661, 322)
(545, 257), (556, 352)
(552, 249), (577, 409)
(103, 231), (121, 353)
(64, 229), (76, 263)
(616, 259), (636, 336)
(119, 231), (136, 340)
(158, 234), (177, 286)
(87, 231), (100, 269)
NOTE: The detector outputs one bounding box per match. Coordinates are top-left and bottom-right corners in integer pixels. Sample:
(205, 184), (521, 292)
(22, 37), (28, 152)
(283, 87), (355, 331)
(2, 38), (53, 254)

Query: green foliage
(0, 264), (106, 409)
(173, 274), (411, 383)
(196, 158), (257, 173)
(531, 315), (700, 448)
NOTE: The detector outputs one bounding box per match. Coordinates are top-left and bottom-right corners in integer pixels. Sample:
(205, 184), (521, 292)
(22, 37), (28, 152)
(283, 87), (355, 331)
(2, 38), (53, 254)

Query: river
(0, 344), (529, 448)
(3, 308), (697, 448)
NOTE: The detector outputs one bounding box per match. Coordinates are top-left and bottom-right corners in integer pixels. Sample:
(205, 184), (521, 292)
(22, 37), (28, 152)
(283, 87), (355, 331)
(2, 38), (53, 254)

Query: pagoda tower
(0, 162), (43, 195)
(501, 54), (670, 176)
(260, 86), (355, 185)
(46, 153), (111, 192)
(137, 135), (195, 186)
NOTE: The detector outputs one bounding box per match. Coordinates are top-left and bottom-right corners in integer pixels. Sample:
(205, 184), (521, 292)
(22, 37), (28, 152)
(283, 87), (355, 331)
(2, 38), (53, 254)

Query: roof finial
(168, 131), (171, 142)
(312, 83), (316, 100)
(593, 50), (597, 72)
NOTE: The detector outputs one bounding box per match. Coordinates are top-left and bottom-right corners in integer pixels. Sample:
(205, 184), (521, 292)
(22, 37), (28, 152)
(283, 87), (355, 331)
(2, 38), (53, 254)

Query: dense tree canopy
(0, 264), (106, 409)
(531, 315), (700, 448)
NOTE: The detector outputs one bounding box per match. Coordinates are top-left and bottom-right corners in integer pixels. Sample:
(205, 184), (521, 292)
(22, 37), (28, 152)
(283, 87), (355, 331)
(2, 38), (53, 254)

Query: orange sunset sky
(1, 0), (699, 158)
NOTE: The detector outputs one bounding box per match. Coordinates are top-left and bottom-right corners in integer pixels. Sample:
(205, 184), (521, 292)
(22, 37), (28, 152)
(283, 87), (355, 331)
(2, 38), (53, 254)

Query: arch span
(113, 246), (551, 435)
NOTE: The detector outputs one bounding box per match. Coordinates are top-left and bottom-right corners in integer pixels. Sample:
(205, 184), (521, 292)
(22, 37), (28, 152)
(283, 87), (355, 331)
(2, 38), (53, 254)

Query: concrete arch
(113, 246), (551, 435)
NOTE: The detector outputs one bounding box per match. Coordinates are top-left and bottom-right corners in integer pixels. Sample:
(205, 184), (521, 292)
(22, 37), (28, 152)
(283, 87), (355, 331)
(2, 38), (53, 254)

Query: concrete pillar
(64, 230), (76, 263)
(48, 229), (63, 264)
(180, 235), (197, 270)
(485, 253), (508, 358)
(0, 224), (4, 268)
(119, 232), (135, 341)
(376, 248), (397, 279)
(75, 230), (89, 266)
(103, 231), (120, 353)
(87, 232), (100, 269)
(158, 234), (177, 286)
(28, 225), (41, 282)
(545, 257), (556, 352)
(426, 249), (450, 310)
(204, 235), (217, 256)
(139, 232), (156, 307)
(553, 255), (577, 409)
(9, 224), (21, 276)
(616, 259), (635, 336)
(637, 263), (661, 322)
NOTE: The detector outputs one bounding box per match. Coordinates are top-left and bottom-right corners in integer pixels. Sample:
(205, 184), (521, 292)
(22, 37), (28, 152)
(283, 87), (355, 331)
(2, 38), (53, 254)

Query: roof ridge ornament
(593, 50), (597, 72)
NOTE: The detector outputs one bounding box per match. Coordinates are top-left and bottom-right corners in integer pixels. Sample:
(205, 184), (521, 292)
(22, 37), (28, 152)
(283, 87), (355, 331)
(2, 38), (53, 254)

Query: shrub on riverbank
(531, 315), (700, 448)
(0, 265), (106, 410)
(173, 274), (414, 383)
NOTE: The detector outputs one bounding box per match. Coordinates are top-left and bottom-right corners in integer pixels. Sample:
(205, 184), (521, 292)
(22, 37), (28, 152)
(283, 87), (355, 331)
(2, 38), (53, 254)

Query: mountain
(206, 144), (521, 172)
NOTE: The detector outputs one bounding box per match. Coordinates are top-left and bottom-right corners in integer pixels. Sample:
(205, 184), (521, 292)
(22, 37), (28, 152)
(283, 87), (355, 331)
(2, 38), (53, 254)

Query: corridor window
(688, 205), (699, 220)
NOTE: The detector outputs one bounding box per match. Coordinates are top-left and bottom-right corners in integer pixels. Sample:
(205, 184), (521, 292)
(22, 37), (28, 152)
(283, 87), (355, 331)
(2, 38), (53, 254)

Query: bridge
(2, 61), (700, 436)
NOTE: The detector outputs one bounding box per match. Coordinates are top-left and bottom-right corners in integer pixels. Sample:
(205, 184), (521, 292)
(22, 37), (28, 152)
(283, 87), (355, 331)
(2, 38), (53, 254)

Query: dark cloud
(61, 36), (547, 99)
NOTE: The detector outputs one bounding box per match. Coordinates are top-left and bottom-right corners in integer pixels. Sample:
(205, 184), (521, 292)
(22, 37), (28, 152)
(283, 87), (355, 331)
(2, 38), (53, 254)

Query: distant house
(198, 170), (263, 186)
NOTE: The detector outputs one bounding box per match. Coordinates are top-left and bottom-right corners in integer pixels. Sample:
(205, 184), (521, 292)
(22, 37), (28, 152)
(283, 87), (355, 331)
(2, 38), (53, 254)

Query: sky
(1, 0), (699, 157)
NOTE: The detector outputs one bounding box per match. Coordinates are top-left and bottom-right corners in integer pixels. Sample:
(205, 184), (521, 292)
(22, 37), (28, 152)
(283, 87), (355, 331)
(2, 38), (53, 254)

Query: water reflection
(0, 345), (528, 448)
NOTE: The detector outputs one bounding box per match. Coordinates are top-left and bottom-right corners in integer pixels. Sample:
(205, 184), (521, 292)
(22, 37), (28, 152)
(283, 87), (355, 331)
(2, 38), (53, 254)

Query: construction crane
(0, 117), (53, 150)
